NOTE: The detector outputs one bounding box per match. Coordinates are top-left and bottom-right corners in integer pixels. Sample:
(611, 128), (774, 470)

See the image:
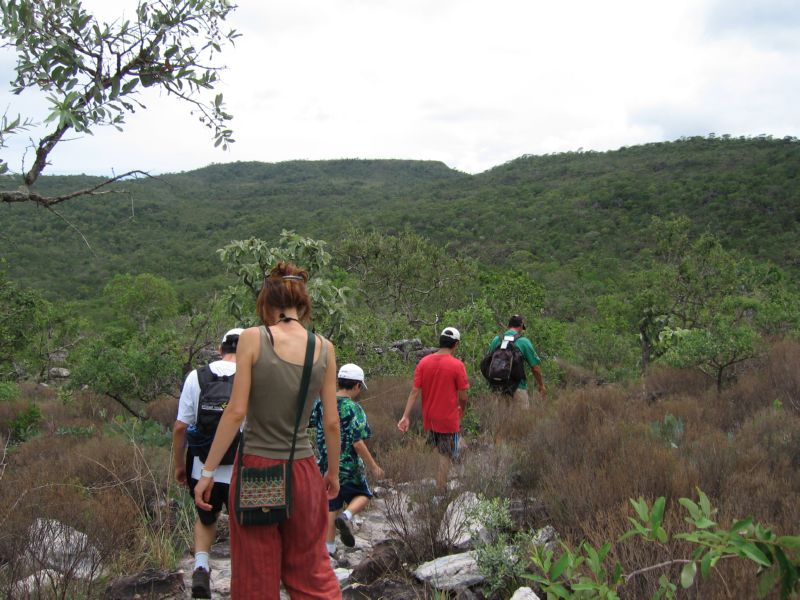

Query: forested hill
(2, 136), (799, 301)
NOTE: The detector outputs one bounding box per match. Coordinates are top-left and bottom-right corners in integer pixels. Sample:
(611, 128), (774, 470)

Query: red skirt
(228, 454), (341, 599)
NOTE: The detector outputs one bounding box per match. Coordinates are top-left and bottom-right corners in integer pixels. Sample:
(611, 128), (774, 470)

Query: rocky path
(177, 493), (395, 599)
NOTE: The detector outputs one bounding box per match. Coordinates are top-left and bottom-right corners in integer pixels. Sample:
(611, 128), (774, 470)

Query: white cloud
(1, 0), (799, 177)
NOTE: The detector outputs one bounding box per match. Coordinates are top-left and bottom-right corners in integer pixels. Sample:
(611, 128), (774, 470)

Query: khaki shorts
(512, 388), (530, 409)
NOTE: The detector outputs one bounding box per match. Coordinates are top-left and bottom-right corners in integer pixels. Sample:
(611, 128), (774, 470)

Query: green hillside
(1, 136), (798, 303)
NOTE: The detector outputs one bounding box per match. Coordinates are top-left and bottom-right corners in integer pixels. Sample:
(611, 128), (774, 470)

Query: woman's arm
(194, 327), (258, 510)
(172, 420), (188, 486)
(320, 338), (341, 499)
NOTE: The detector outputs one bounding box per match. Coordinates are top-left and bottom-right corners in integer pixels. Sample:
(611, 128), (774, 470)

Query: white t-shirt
(177, 360), (237, 484)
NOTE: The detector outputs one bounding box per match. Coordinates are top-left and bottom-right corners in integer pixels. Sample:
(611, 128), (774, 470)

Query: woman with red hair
(195, 262), (342, 599)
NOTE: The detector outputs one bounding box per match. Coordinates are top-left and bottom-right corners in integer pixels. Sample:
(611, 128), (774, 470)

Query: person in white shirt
(172, 328), (242, 599)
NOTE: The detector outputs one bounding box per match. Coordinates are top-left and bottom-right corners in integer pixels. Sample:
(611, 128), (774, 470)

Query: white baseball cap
(337, 363), (367, 389)
(440, 326), (461, 341)
(221, 328), (244, 345)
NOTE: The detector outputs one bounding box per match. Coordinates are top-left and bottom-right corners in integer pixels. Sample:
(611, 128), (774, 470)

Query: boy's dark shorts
(427, 430), (460, 461)
(329, 480), (373, 512)
(186, 453), (228, 526)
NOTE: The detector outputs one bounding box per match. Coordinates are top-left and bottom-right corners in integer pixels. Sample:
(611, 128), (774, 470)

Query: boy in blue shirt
(309, 363), (384, 555)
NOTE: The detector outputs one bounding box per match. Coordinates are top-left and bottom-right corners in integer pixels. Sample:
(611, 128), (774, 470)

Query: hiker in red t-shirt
(397, 326), (470, 493)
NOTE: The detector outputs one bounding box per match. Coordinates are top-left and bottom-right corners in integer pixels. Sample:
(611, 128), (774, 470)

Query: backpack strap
(195, 365), (213, 423)
(196, 364), (214, 388)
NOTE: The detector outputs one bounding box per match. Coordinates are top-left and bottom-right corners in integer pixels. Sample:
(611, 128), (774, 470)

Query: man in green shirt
(487, 314), (546, 408)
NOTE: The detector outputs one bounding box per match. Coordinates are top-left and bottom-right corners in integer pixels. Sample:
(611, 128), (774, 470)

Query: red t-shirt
(413, 352), (470, 433)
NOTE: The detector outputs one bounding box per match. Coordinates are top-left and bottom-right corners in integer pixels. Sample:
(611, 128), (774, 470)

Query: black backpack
(480, 333), (526, 396)
(186, 364), (240, 465)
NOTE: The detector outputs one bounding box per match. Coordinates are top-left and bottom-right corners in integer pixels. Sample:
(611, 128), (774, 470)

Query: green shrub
(650, 413), (685, 448)
(105, 415), (171, 447)
(469, 496), (533, 598)
(55, 425), (96, 438)
(0, 381), (20, 402)
(10, 403), (42, 442)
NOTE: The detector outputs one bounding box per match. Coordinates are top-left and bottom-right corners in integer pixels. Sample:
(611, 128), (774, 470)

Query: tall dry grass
(0, 390), (190, 598)
(489, 340), (800, 598)
(2, 339), (798, 598)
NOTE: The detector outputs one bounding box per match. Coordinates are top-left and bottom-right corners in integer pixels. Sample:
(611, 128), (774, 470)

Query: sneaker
(335, 514), (355, 547)
(191, 567), (211, 599)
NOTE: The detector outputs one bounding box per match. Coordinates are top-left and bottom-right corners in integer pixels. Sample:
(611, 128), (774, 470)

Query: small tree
(218, 230), (351, 340)
(337, 226), (476, 330)
(69, 327), (183, 419)
(68, 272), (183, 417)
(0, 268), (40, 379)
(103, 273), (179, 333)
(661, 318), (759, 393)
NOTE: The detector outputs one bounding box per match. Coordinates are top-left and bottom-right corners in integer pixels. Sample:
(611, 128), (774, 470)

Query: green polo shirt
(487, 330), (541, 390)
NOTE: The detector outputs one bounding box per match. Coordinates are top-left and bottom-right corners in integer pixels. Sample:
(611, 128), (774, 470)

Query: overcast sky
(2, 0), (799, 176)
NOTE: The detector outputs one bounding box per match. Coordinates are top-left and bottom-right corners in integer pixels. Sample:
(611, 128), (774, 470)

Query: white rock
(510, 586), (541, 600)
(13, 569), (63, 595)
(532, 525), (558, 551)
(26, 519), (102, 579)
(437, 491), (487, 548)
(413, 551), (484, 590)
(334, 567), (352, 583)
(48, 367), (70, 378)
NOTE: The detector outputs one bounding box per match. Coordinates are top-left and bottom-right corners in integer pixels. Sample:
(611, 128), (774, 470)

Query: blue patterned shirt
(309, 395), (372, 485)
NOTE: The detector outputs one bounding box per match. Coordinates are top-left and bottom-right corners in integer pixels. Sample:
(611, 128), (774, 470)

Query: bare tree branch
(0, 170), (155, 206)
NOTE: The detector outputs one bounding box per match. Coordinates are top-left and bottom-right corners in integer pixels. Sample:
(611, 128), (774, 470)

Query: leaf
(698, 489), (712, 517)
(550, 552), (571, 580)
(756, 566), (781, 599)
(545, 583), (570, 599)
(679, 498), (701, 521)
(598, 541), (612, 562)
(121, 78), (139, 94)
(680, 562), (697, 589)
(654, 526), (668, 544)
(584, 542), (600, 573)
(650, 496), (666, 530)
(776, 536), (800, 550)
(734, 541), (772, 567)
(694, 517), (716, 529)
(730, 517), (754, 535)
(700, 551), (713, 577)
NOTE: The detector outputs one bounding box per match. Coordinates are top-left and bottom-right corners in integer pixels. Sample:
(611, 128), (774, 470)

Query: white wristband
(201, 468), (216, 478)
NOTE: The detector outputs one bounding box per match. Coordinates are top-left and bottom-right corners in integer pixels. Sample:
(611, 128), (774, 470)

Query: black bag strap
(235, 329), (316, 516)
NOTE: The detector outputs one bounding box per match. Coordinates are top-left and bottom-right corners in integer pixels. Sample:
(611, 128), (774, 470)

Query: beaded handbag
(234, 330), (315, 526)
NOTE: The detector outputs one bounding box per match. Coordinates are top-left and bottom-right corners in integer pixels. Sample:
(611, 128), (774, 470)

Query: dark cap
(508, 315), (526, 330)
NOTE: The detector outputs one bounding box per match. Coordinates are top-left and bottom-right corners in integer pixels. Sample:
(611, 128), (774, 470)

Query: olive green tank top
(243, 326), (327, 460)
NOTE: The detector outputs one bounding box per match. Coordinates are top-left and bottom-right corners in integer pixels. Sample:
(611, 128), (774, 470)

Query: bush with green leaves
(468, 495), (535, 598)
(649, 414), (685, 449)
(0, 381), (20, 402)
(105, 415), (171, 448)
(527, 490), (800, 600)
(218, 230), (351, 340)
(9, 403), (42, 443)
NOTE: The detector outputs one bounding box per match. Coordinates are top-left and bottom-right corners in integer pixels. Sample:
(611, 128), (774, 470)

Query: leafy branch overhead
(0, 0), (239, 204)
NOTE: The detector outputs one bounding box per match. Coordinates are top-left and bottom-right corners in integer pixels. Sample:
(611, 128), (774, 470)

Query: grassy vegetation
(1, 339), (798, 597)
(362, 339), (800, 598)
